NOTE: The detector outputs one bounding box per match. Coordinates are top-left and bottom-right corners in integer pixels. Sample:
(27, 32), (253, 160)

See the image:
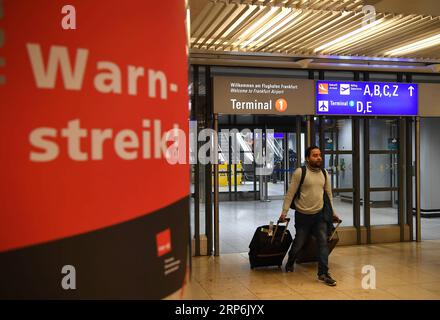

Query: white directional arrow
(408, 86), (414, 96)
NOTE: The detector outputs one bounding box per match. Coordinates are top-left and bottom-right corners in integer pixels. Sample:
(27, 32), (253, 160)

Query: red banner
(0, 0), (189, 253)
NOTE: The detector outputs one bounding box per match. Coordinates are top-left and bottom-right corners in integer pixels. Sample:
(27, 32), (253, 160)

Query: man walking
(280, 146), (339, 286)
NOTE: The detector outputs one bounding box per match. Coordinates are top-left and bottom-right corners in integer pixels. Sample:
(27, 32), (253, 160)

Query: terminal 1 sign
(316, 80), (418, 116)
(214, 76), (315, 115)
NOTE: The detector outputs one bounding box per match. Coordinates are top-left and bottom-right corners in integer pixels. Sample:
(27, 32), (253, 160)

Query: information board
(316, 80), (418, 116)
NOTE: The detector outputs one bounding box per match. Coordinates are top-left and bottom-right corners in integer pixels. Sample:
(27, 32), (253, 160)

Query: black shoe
(285, 262), (294, 273)
(318, 273), (337, 286)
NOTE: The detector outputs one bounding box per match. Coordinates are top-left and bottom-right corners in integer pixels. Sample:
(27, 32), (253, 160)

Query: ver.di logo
(156, 228), (172, 257)
(275, 98), (287, 112)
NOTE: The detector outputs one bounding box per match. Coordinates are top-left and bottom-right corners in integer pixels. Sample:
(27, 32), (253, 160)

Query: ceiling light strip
(225, 5), (269, 48)
(190, 1), (215, 35)
(241, 7), (293, 48)
(306, 12), (375, 52)
(341, 16), (436, 55)
(192, 3), (226, 47)
(197, 4), (237, 49)
(361, 19), (440, 56)
(200, 4), (240, 48)
(251, 10), (300, 45)
(267, 10), (327, 52)
(320, 15), (395, 54)
(210, 5), (251, 49)
(254, 9), (311, 51)
(314, 17), (383, 53)
(326, 16), (401, 54)
(298, 11), (361, 49)
(219, 5), (258, 40)
(283, 11), (348, 52)
(252, 11), (306, 52)
(386, 33), (440, 55)
(274, 10), (336, 52)
(239, 6), (279, 40)
(217, 5), (262, 50)
(376, 24), (440, 55)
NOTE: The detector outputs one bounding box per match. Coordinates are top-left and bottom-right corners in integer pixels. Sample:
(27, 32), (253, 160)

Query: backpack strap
(290, 166), (306, 210)
(321, 168), (335, 228)
(321, 168), (327, 191)
(294, 166), (307, 201)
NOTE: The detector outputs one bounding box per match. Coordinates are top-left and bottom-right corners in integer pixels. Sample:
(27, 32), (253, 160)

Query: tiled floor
(183, 240), (440, 300)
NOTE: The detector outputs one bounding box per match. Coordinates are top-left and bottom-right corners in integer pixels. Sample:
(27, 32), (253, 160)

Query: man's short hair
(305, 146), (320, 159)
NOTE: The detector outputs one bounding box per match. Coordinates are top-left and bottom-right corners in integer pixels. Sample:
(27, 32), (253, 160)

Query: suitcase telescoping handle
(271, 218), (290, 244)
(329, 219), (342, 241)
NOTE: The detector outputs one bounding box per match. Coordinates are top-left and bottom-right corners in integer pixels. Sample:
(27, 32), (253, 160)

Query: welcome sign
(0, 0), (189, 299)
(214, 76), (315, 115)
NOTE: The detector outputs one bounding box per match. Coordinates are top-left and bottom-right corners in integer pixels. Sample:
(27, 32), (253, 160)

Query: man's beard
(309, 161), (322, 168)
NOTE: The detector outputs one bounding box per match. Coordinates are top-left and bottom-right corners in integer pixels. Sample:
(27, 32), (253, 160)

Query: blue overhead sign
(316, 80), (418, 116)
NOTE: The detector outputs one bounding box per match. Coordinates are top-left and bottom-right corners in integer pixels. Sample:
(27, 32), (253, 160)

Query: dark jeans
(287, 210), (329, 276)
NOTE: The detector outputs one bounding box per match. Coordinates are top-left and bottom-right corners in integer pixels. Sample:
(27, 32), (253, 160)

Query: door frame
(316, 116), (414, 245)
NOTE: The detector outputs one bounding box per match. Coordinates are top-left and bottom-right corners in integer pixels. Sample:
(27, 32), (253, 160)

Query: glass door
(363, 117), (411, 243)
(267, 132), (290, 199)
(365, 119), (400, 227)
(317, 118), (358, 229)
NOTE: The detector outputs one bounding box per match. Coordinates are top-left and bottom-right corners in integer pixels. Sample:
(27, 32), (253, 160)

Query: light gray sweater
(282, 165), (335, 215)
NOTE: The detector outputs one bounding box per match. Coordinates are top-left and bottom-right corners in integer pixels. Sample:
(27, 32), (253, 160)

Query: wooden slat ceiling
(190, 0), (440, 61)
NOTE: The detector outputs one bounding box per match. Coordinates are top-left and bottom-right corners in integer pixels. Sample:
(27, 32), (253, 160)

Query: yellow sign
(213, 163), (242, 186)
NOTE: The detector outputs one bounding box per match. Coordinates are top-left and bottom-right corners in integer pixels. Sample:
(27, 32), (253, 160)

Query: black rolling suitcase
(296, 219), (342, 263)
(249, 218), (293, 269)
